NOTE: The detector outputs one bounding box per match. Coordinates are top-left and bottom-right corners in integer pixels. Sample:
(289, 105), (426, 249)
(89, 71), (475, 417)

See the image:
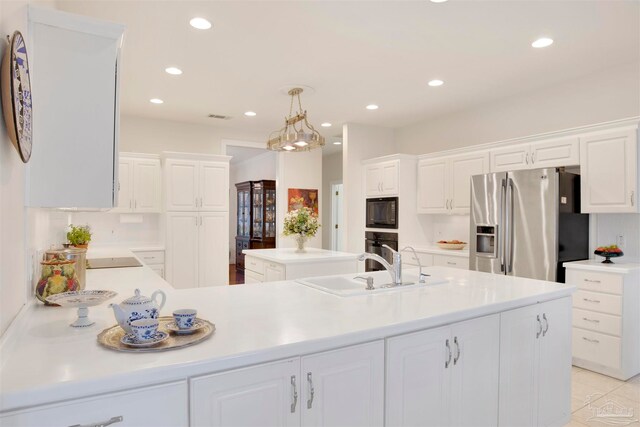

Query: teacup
(173, 309), (197, 329)
(130, 318), (159, 342)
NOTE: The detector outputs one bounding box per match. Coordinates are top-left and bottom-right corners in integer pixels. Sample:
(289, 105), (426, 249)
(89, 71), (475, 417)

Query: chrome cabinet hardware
(306, 372), (315, 409)
(632, 191), (635, 206)
(536, 315), (542, 339)
(583, 317), (600, 323)
(582, 337), (600, 344)
(526, 153), (529, 164)
(531, 152), (535, 164)
(69, 416), (123, 427)
(447, 261), (456, 266)
(290, 375), (298, 413)
(134, 200), (137, 209)
(583, 298), (601, 303)
(129, 200), (132, 209)
(542, 313), (549, 337)
(445, 339), (452, 368)
(453, 336), (461, 365)
(583, 278), (601, 283)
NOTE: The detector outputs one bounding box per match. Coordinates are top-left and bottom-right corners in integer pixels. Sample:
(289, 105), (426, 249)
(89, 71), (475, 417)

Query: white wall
(593, 214), (640, 261)
(321, 151), (343, 250)
(342, 123), (397, 254)
(229, 152), (277, 263)
(396, 62), (640, 154)
(68, 212), (162, 247)
(276, 149), (323, 249)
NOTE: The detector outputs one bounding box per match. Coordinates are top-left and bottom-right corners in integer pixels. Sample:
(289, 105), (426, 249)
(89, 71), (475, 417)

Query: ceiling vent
(208, 114), (232, 120)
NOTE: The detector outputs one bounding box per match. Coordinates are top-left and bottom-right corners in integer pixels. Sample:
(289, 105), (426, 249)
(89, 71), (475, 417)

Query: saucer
(121, 331), (169, 347)
(165, 319), (207, 335)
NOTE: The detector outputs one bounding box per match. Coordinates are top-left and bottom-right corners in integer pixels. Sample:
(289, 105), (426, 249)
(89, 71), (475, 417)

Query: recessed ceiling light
(428, 79), (444, 87)
(244, 111), (257, 117)
(165, 67), (183, 75)
(321, 122), (332, 127)
(190, 17), (212, 30)
(282, 145), (295, 151)
(366, 104), (379, 110)
(430, 0), (448, 3)
(532, 37), (553, 48)
(149, 98), (164, 104)
(333, 141), (342, 145)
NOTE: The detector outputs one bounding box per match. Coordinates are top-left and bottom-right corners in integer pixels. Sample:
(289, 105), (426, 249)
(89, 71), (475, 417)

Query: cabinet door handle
(69, 416), (124, 427)
(542, 313), (549, 337)
(632, 191), (635, 206)
(582, 337), (600, 344)
(134, 200), (137, 209)
(447, 261), (456, 266)
(583, 279), (601, 283)
(291, 375), (298, 413)
(526, 153), (530, 165)
(445, 339), (452, 368)
(583, 317), (600, 323)
(583, 298), (600, 303)
(306, 372), (315, 409)
(531, 152), (535, 164)
(536, 315), (542, 339)
(129, 200), (132, 209)
(453, 336), (461, 365)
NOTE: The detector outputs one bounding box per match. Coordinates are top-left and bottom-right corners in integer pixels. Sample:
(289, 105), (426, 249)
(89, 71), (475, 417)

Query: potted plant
(282, 207), (320, 253)
(67, 224), (92, 249)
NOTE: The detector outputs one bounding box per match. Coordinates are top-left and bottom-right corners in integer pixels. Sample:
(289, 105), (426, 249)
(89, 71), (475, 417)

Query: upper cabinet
(113, 154), (161, 213)
(27, 7), (125, 208)
(365, 160), (399, 197)
(580, 127), (638, 213)
(490, 136), (580, 172)
(418, 152), (489, 215)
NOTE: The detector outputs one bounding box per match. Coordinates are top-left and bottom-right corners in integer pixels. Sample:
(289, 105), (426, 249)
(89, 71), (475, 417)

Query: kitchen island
(0, 249), (574, 426)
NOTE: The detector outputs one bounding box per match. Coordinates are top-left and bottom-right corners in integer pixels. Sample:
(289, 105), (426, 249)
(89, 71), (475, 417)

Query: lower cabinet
(190, 341), (384, 427)
(498, 297), (571, 427)
(386, 314), (500, 426)
(433, 254), (468, 270)
(0, 381), (188, 427)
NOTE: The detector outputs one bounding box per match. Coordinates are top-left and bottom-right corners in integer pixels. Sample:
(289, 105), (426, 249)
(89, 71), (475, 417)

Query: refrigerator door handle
(500, 179), (507, 272)
(506, 178), (515, 274)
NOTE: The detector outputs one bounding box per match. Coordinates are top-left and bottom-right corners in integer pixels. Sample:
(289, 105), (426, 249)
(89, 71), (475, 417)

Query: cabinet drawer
(0, 381), (188, 427)
(572, 308), (621, 336)
(244, 256), (264, 275)
(133, 250), (165, 265)
(402, 252), (434, 268)
(567, 269), (623, 295)
(573, 290), (621, 315)
(433, 254), (468, 269)
(573, 327), (621, 369)
(149, 264), (165, 279)
(244, 269), (264, 284)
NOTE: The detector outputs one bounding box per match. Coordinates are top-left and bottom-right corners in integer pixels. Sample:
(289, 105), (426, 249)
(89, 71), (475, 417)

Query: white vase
(295, 235), (308, 253)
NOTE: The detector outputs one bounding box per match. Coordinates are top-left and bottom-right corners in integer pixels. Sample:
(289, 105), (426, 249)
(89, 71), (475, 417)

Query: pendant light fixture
(267, 88), (325, 152)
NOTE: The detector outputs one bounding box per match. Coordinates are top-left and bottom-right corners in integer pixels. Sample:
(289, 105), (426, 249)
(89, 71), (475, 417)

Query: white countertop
(0, 248), (573, 412)
(564, 259), (640, 274)
(242, 247), (360, 264)
(411, 245), (470, 258)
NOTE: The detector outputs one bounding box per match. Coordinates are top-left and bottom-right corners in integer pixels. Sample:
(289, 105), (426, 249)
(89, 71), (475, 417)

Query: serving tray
(97, 316), (215, 353)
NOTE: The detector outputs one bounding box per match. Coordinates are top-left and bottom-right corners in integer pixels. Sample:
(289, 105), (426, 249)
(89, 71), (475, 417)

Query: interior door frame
(330, 181), (344, 251)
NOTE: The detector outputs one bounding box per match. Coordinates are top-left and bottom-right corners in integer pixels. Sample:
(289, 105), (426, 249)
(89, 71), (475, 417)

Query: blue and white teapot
(109, 288), (166, 334)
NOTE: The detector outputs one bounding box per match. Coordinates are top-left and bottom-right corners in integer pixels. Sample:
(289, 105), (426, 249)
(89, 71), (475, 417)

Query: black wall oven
(364, 231), (398, 272)
(366, 197), (398, 229)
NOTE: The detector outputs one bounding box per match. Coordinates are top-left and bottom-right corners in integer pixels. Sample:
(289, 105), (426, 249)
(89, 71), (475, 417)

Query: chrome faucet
(401, 246), (429, 284)
(358, 244), (402, 286)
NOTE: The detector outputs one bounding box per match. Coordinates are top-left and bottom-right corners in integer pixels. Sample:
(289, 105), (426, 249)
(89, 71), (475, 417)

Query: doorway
(331, 182), (344, 251)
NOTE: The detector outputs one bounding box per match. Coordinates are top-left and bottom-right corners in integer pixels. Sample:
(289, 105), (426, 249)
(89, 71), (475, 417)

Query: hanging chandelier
(267, 88), (325, 152)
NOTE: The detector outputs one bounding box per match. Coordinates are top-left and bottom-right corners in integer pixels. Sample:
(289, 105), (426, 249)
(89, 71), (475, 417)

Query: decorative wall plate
(1, 31), (33, 163)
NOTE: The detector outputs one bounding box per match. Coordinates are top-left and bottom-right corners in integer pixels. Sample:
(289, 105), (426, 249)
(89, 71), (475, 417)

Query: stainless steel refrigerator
(469, 168), (589, 283)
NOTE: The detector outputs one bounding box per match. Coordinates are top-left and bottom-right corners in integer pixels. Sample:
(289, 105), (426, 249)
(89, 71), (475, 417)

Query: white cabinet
(386, 314), (499, 427)
(164, 156), (230, 212)
(364, 160), (399, 197)
(133, 249), (165, 279)
(498, 297), (571, 427)
(580, 127), (638, 213)
(27, 7), (124, 209)
(114, 154), (161, 213)
(418, 152), (489, 214)
(0, 381), (188, 427)
(200, 161), (230, 211)
(243, 255), (358, 283)
(265, 262), (286, 282)
(199, 212), (230, 287)
(490, 137), (579, 172)
(433, 254), (468, 270)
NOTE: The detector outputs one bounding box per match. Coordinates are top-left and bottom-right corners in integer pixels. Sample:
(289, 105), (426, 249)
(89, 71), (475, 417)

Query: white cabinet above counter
(113, 153), (161, 213)
(490, 136), (580, 172)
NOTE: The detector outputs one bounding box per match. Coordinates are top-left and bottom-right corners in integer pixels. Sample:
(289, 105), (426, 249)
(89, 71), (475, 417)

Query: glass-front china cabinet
(235, 180), (276, 272)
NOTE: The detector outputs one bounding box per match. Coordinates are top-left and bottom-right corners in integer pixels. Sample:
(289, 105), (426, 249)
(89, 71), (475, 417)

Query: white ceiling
(58, 0), (640, 140)
(226, 146), (269, 164)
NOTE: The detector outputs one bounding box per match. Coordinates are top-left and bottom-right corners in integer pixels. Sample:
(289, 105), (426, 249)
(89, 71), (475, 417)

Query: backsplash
(593, 213), (640, 261)
(69, 212), (162, 247)
(411, 214), (471, 246)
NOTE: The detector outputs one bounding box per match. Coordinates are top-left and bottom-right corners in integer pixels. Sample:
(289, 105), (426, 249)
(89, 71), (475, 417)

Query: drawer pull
(143, 256), (155, 260)
(445, 339), (452, 368)
(69, 416), (123, 427)
(290, 375), (298, 413)
(536, 315), (542, 339)
(583, 317), (600, 323)
(582, 337), (600, 344)
(306, 372), (315, 409)
(583, 298), (601, 303)
(583, 279), (601, 283)
(447, 262), (456, 265)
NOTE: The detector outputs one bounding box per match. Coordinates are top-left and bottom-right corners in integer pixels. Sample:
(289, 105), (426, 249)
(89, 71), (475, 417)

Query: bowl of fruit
(437, 240), (467, 250)
(594, 245), (624, 264)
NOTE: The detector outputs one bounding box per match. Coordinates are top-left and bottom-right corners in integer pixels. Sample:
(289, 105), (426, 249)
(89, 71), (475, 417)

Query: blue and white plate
(120, 331), (169, 347)
(165, 319), (207, 335)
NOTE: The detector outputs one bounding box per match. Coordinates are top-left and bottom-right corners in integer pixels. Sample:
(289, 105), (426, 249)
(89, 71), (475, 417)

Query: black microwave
(366, 197), (398, 229)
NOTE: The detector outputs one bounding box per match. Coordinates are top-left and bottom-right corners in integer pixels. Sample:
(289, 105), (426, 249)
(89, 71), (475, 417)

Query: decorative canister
(43, 247), (87, 290)
(35, 258), (81, 305)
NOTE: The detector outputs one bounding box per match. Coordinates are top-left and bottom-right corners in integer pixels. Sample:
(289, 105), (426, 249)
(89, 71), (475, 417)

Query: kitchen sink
(296, 270), (448, 297)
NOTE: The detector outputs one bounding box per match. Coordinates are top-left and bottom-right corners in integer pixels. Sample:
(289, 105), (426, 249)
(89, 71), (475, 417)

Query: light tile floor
(566, 366), (639, 426)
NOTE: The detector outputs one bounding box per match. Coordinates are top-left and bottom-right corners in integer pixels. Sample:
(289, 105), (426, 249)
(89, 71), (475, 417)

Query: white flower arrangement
(282, 207), (320, 237)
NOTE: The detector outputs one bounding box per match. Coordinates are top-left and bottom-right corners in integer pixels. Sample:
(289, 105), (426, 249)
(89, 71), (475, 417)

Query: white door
(364, 164), (382, 197)
(165, 159), (199, 211)
(580, 129), (638, 213)
(199, 212), (229, 287)
(133, 158), (161, 212)
(190, 358), (301, 427)
(490, 144), (531, 172)
(301, 341), (384, 427)
(386, 326), (451, 426)
(114, 158), (133, 212)
(530, 137), (580, 168)
(200, 161), (229, 211)
(166, 212), (199, 289)
(449, 152), (489, 214)
(264, 262), (286, 282)
(331, 183), (344, 252)
(498, 303), (541, 427)
(450, 314), (500, 427)
(537, 297), (572, 427)
(380, 160), (399, 196)
(417, 158), (449, 214)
